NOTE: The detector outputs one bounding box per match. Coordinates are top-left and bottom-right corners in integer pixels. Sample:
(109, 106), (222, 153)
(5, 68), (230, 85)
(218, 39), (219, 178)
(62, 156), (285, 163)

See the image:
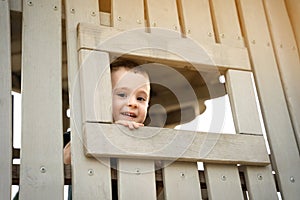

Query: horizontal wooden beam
(77, 23), (251, 71)
(83, 123), (269, 166)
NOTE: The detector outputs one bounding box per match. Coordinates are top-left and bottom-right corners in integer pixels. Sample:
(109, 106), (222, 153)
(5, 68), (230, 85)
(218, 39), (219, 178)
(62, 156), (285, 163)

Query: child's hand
(115, 120), (144, 130)
(63, 142), (71, 164)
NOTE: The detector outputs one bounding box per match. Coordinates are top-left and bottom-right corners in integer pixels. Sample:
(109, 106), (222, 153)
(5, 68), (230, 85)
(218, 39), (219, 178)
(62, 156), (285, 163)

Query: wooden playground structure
(1, 0), (300, 199)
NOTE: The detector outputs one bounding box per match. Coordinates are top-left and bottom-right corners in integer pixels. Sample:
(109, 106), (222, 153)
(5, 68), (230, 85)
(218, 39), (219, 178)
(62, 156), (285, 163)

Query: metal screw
(237, 36), (241, 40)
(257, 174), (263, 180)
(208, 32), (212, 37)
(136, 19), (141, 24)
(91, 11), (96, 17)
(88, 169), (94, 176)
(27, 1), (33, 6)
(135, 168), (141, 175)
(180, 172), (185, 177)
(252, 40), (256, 44)
(53, 5), (58, 11)
(221, 33), (225, 38)
(70, 8), (75, 14)
(187, 30), (191, 34)
(117, 16), (122, 21)
(290, 176), (295, 183)
(221, 175), (227, 181)
(40, 166), (46, 173)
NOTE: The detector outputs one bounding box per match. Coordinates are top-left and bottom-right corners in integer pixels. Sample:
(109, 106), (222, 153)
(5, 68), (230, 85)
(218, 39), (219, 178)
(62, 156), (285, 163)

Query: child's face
(111, 67), (150, 124)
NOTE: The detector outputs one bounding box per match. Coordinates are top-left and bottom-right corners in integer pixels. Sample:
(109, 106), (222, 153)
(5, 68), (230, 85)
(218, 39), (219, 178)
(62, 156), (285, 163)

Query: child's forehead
(111, 67), (150, 89)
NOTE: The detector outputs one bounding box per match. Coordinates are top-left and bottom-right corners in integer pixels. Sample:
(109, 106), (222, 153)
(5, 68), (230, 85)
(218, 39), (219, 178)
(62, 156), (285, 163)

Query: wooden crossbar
(77, 23), (251, 71)
(83, 123), (269, 166)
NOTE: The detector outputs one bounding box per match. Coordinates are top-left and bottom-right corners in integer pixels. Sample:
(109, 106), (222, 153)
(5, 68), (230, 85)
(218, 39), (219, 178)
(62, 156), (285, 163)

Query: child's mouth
(121, 112), (137, 118)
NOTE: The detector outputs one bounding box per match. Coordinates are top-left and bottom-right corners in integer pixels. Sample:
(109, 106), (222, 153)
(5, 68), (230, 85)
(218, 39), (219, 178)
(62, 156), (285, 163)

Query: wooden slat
(111, 0), (144, 29)
(237, 0), (300, 198)
(226, 69), (278, 199)
(77, 23), (251, 71)
(210, 0), (244, 47)
(146, 0), (179, 31)
(64, 0), (112, 199)
(225, 70), (262, 135)
(284, 0), (300, 52)
(19, 0), (64, 199)
(179, 0), (215, 44)
(84, 123), (269, 165)
(264, 0), (300, 150)
(0, 0), (12, 199)
(163, 162), (202, 200)
(118, 159), (156, 200)
(79, 49), (112, 123)
(204, 164), (244, 199)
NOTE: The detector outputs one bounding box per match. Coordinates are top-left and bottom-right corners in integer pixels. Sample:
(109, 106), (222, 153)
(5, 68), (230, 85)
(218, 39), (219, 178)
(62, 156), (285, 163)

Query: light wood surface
(204, 164), (244, 199)
(0, 1), (12, 199)
(111, 0), (144, 29)
(64, 0), (112, 199)
(264, 0), (300, 150)
(84, 123), (269, 165)
(163, 162), (202, 200)
(146, 0), (179, 30)
(237, 0), (300, 198)
(285, 0), (300, 51)
(179, 0), (215, 44)
(210, 0), (244, 47)
(77, 23), (251, 71)
(79, 49), (112, 123)
(118, 159), (156, 200)
(226, 69), (278, 199)
(19, 0), (64, 199)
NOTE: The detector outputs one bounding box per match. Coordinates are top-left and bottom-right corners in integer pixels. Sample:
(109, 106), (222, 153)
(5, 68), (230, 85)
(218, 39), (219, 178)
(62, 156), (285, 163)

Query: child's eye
(117, 93), (127, 98)
(137, 97), (146, 102)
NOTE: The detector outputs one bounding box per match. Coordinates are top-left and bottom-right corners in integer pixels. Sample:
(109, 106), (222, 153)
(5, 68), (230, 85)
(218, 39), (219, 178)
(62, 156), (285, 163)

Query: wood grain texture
(79, 49), (112, 123)
(77, 23), (251, 71)
(264, 0), (300, 150)
(226, 69), (278, 199)
(84, 123), (269, 165)
(204, 164), (244, 199)
(19, 0), (64, 199)
(111, 0), (144, 29)
(118, 159), (156, 200)
(237, 0), (300, 198)
(0, 1), (12, 199)
(163, 162), (202, 200)
(64, 0), (112, 199)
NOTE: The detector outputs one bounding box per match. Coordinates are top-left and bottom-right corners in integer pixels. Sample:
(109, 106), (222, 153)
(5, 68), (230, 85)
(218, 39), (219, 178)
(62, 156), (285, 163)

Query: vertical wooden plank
(163, 162), (202, 200)
(146, 0), (180, 31)
(118, 159), (156, 200)
(179, 0), (215, 44)
(204, 164), (244, 199)
(64, 0), (113, 199)
(0, 0), (12, 199)
(79, 50), (112, 123)
(19, 0), (64, 199)
(226, 70), (278, 200)
(284, 0), (300, 52)
(210, 0), (244, 47)
(263, 0), (300, 150)
(112, 0), (144, 29)
(236, 0), (300, 198)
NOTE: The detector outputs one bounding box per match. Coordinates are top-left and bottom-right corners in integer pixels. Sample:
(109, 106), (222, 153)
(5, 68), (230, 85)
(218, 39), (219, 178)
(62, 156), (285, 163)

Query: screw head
(88, 169), (94, 176)
(70, 8), (75, 13)
(91, 11), (96, 16)
(290, 176), (295, 183)
(257, 174), (263, 180)
(53, 5), (58, 11)
(27, 1), (33, 6)
(117, 16), (122, 21)
(221, 175), (227, 181)
(40, 166), (46, 173)
(180, 172), (185, 177)
(135, 168), (141, 175)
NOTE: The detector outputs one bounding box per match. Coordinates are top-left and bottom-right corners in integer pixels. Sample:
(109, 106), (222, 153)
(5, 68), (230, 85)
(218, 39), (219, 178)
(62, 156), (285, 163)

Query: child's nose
(128, 96), (137, 108)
